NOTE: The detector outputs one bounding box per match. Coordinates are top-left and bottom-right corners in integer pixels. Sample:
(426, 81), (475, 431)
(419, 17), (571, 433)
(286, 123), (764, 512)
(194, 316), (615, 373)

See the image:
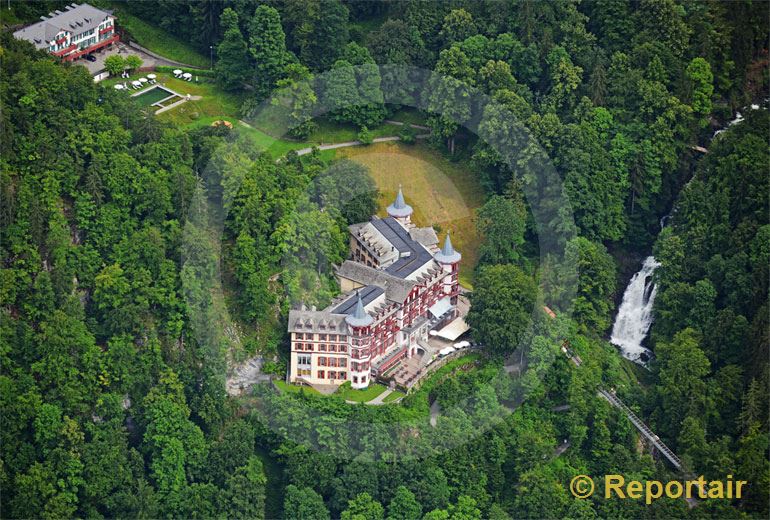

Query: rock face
(226, 356), (270, 396)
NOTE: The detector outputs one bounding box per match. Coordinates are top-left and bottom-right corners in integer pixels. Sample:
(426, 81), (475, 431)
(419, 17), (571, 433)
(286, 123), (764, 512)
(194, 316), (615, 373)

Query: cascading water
(609, 101), (765, 366)
(610, 256), (661, 365)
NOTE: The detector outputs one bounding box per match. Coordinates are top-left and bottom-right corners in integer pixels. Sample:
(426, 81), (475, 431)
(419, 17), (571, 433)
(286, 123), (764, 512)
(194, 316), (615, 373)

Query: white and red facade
(288, 190), (461, 389)
(13, 4), (118, 62)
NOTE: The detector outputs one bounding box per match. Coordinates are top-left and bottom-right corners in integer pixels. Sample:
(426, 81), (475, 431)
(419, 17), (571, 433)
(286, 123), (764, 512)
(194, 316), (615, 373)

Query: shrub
(125, 54), (143, 70)
(104, 54), (125, 75)
(397, 124), (416, 144)
(357, 126), (373, 145)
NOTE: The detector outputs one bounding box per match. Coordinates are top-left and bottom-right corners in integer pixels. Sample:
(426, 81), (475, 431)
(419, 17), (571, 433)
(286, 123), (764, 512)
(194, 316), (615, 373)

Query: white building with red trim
(288, 188), (462, 389)
(13, 3), (118, 62)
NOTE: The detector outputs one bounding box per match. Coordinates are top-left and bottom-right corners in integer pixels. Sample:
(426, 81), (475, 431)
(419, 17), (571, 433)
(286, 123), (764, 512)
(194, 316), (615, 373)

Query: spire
(434, 230), (462, 264)
(353, 291), (367, 319)
(393, 185), (406, 209)
(345, 290), (374, 327)
(386, 184), (413, 219)
(441, 231), (455, 256)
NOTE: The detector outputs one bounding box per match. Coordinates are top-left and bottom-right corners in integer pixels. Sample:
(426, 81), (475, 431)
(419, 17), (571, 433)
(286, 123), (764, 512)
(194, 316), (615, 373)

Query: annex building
(13, 3), (117, 62)
(288, 188), (462, 389)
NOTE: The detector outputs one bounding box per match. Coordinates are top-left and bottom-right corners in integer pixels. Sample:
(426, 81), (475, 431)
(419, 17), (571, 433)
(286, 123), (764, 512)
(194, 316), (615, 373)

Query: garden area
(334, 382), (388, 403)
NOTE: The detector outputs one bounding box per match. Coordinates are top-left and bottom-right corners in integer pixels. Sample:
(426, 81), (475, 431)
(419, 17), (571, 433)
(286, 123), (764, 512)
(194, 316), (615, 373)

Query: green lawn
(274, 380), (388, 404)
(274, 380), (321, 395)
(382, 390), (406, 403)
(335, 383), (388, 403)
(304, 118), (404, 143)
(336, 142), (485, 287)
(112, 7), (210, 68)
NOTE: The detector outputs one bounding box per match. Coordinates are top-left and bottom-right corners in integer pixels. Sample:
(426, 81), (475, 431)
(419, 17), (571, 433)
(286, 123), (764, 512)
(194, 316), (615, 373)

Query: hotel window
(319, 334), (327, 341)
(317, 370), (325, 379)
(319, 344), (327, 352)
(297, 355), (311, 366)
(296, 333), (304, 340)
(340, 359), (347, 368)
(339, 345), (347, 353)
(361, 376), (367, 383)
(353, 376), (358, 383)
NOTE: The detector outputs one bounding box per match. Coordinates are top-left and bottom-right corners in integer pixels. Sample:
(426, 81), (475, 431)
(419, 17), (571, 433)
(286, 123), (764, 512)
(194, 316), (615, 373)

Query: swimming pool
(132, 86), (176, 107)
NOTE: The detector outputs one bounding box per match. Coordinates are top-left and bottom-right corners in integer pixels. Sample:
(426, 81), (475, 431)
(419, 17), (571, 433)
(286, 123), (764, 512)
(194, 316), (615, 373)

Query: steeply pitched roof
(434, 231), (462, 264)
(342, 290), (376, 327)
(386, 185), (413, 218)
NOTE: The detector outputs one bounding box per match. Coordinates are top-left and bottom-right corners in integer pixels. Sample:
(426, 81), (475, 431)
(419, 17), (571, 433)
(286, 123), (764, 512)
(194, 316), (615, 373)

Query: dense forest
(1, 1), (768, 519)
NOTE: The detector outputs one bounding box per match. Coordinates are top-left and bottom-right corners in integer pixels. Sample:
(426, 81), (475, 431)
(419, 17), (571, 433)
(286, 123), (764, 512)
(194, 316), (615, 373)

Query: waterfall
(610, 256), (661, 365)
(608, 100), (766, 367)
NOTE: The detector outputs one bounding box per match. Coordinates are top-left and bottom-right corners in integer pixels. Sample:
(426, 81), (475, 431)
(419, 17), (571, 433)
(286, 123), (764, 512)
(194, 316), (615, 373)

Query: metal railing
(598, 389), (683, 470)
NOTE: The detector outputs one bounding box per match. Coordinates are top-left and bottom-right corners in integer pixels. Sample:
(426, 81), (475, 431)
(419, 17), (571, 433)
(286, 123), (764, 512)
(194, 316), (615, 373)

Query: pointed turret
(386, 184), (413, 221)
(345, 290), (374, 327)
(434, 231), (462, 264)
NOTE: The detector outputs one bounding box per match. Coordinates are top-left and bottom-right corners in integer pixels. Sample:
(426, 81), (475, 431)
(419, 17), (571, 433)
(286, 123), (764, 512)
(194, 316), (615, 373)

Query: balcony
(52, 44), (76, 56)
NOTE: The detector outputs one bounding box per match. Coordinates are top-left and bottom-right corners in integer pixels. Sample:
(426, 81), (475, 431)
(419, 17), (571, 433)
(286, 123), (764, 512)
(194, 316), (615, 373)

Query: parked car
(84, 54), (97, 62)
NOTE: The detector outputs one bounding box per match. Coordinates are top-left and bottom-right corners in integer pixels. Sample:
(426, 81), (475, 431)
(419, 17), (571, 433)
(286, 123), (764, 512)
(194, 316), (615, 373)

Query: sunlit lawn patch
(336, 142), (484, 287)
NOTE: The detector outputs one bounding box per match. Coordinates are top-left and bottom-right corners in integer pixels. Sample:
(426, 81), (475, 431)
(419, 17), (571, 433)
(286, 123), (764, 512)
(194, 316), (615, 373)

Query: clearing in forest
(336, 141), (484, 287)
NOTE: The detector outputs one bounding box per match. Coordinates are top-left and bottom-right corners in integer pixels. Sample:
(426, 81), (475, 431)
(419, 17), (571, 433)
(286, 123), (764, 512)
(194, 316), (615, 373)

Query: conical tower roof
(387, 185), (413, 218)
(434, 231), (462, 264)
(345, 290), (374, 327)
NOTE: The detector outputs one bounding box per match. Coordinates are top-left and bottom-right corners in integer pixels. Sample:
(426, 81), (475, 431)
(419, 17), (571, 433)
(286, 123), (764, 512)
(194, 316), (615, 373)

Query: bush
(104, 54), (125, 75)
(398, 124), (416, 144)
(125, 54), (143, 70)
(357, 126), (373, 145)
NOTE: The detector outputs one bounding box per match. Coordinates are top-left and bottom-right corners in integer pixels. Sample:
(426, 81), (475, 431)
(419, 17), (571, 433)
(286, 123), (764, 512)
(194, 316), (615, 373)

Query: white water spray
(610, 256), (661, 365)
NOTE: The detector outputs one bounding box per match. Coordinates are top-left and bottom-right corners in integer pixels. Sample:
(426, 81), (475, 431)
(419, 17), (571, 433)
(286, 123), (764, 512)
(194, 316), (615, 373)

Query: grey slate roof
(349, 221), (400, 264)
(343, 290), (375, 327)
(370, 217), (435, 278)
(13, 3), (113, 49)
(287, 308), (349, 334)
(333, 285), (383, 314)
(335, 260), (416, 302)
(409, 227), (439, 248)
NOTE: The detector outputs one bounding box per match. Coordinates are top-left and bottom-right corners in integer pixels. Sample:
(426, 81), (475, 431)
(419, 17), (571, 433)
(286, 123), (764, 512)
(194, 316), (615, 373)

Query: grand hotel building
(288, 188), (462, 389)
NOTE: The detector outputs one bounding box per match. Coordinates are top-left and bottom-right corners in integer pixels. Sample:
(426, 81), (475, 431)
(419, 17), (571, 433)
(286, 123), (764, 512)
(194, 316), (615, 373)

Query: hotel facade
(288, 189), (462, 389)
(13, 3), (118, 62)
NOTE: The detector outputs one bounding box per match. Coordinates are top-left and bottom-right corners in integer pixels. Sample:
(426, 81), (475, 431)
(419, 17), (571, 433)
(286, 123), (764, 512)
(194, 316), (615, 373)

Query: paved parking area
(76, 41), (179, 75)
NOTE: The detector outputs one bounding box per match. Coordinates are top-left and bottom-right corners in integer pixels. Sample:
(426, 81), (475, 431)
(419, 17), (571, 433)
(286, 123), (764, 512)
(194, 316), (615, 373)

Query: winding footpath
(293, 131), (431, 156)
